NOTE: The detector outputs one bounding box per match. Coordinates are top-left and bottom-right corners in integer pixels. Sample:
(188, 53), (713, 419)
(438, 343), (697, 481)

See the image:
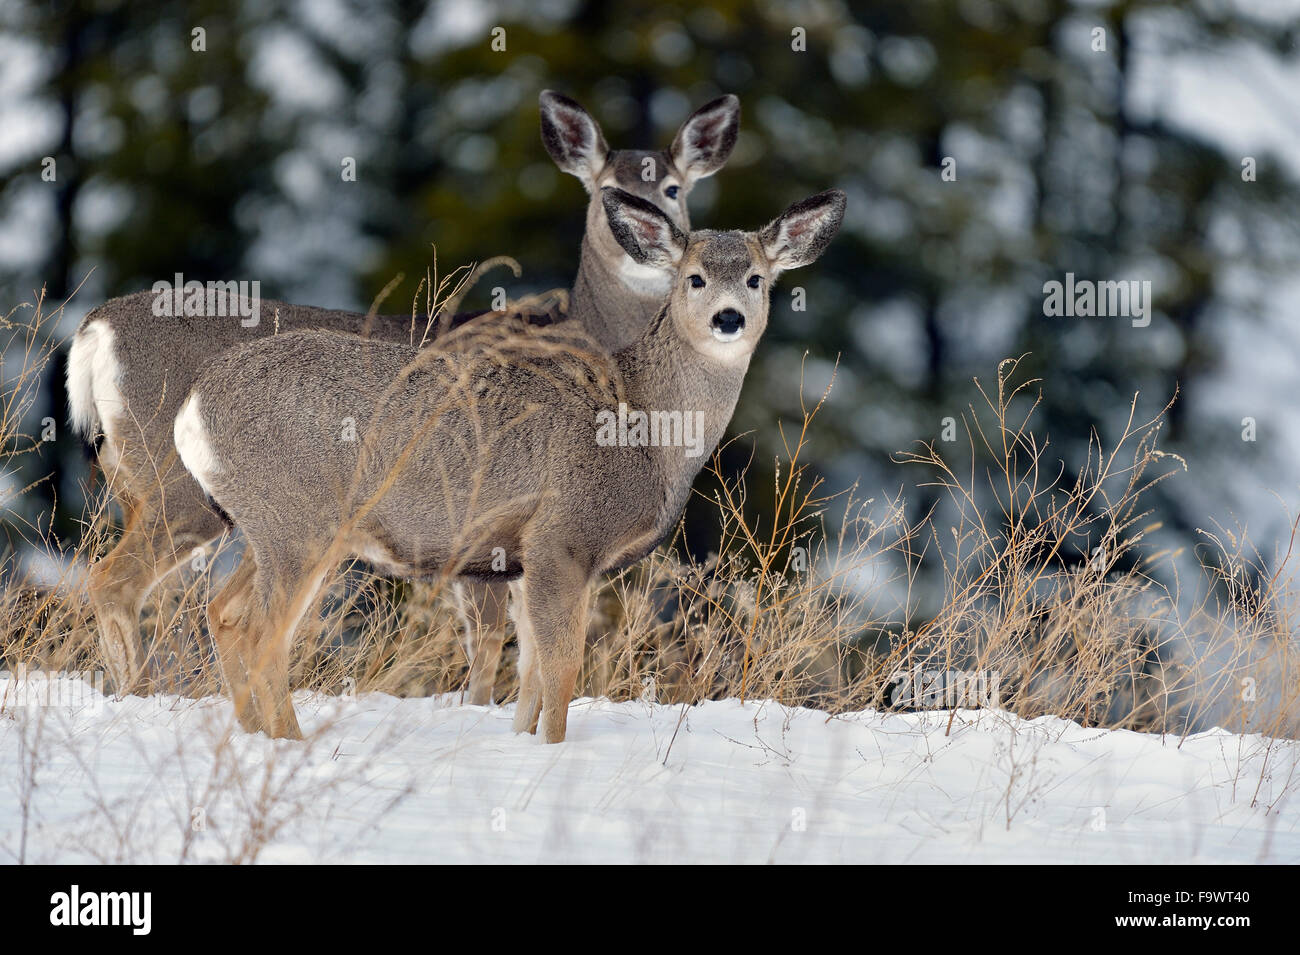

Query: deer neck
(614, 306), (750, 524)
(569, 230), (669, 352)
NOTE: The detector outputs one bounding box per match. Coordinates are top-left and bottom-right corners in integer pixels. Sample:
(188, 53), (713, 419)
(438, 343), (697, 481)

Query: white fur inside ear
(764, 215), (817, 266)
(573, 152), (606, 191)
(606, 196), (684, 270)
(542, 98), (607, 189)
(671, 95), (740, 184)
(761, 192), (845, 272)
(627, 210), (671, 247)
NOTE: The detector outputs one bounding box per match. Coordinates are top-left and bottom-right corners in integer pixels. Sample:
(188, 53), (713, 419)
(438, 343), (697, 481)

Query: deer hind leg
(208, 553), (263, 734)
(87, 497), (147, 695)
(209, 550), (329, 740)
(517, 557), (593, 744)
(454, 579), (510, 705)
(88, 489), (225, 695)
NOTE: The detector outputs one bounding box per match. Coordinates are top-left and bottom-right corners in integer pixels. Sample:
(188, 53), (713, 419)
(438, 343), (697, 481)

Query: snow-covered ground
(2, 677), (1297, 864)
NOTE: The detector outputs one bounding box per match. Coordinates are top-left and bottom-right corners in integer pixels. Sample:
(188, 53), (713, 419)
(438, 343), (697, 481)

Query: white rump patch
(66, 320), (124, 441)
(173, 392), (221, 498)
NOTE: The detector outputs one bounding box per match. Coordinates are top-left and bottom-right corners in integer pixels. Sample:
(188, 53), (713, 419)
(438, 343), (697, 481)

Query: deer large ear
(601, 187), (687, 271)
(758, 190), (846, 277)
(540, 90), (610, 191)
(669, 94), (740, 187)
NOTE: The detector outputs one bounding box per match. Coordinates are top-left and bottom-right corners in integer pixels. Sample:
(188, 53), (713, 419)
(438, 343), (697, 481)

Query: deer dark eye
(747, 275), (762, 289)
(665, 185), (679, 199)
(689, 274), (706, 289)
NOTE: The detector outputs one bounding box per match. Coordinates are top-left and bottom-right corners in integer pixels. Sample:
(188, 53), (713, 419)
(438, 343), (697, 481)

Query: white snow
(1, 676), (1297, 864)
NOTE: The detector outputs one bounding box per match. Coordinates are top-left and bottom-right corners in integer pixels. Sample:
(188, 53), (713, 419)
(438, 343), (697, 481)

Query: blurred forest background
(3, 0), (1300, 602)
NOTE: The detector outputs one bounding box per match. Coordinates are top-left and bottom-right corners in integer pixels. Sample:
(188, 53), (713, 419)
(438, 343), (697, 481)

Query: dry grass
(1, 292), (1298, 749)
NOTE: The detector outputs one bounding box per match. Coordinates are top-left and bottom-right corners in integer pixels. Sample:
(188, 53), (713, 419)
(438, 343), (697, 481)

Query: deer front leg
(517, 559), (592, 744)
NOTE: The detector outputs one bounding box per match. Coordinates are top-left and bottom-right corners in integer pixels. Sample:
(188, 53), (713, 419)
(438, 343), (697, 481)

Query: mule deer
(67, 91), (739, 699)
(174, 186), (846, 741)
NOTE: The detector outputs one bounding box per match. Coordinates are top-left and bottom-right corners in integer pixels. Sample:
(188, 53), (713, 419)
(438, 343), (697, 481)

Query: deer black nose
(711, 309), (745, 336)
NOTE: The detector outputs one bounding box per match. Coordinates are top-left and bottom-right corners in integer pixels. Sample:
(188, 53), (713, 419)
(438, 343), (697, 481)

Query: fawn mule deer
(67, 91), (738, 698)
(174, 186), (845, 741)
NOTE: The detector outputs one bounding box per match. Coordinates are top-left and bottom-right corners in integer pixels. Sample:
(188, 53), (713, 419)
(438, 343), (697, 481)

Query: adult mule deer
(174, 186), (846, 741)
(67, 91), (739, 698)
(453, 90), (739, 702)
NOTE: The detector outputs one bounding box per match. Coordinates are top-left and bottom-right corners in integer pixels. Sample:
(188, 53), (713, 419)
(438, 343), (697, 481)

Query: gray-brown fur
(179, 187), (845, 741)
(71, 92), (740, 700)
